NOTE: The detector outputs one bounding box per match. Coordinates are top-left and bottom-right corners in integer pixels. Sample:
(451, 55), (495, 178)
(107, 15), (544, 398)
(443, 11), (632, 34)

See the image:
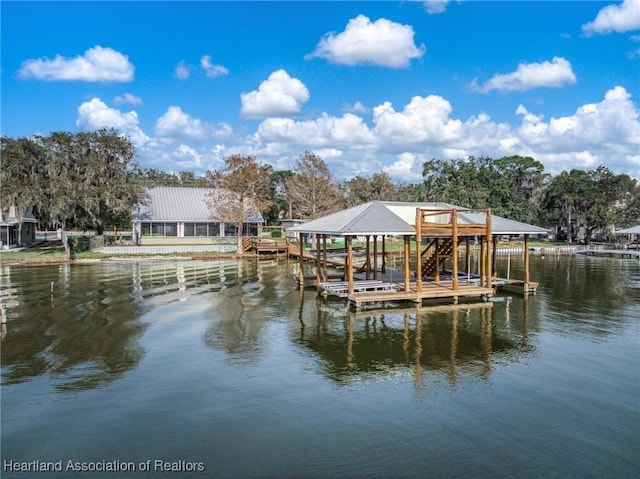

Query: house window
(183, 222), (221, 237)
(196, 223), (208, 236)
(165, 223), (177, 236)
(152, 224), (164, 236)
(0, 226), (10, 246)
(243, 223), (259, 236)
(141, 222), (178, 236)
(208, 223), (220, 236)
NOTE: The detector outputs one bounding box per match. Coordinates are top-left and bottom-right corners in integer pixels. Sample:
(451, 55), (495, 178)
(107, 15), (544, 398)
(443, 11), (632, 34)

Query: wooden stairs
(421, 238), (458, 278)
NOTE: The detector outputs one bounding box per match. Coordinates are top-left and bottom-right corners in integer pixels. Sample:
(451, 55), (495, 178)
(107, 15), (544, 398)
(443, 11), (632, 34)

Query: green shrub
(69, 236), (91, 253)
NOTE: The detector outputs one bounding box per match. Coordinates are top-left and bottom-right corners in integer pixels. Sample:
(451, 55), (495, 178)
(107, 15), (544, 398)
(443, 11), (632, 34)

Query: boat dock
(285, 203), (545, 310)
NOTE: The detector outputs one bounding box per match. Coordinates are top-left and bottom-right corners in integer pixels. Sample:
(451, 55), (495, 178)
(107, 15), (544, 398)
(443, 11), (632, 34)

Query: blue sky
(2, 1), (639, 182)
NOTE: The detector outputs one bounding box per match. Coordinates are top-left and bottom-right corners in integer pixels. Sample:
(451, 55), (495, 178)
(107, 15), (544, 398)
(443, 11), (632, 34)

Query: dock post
(365, 235), (371, 280)
(322, 234), (328, 282)
(465, 236), (471, 280)
(434, 238), (440, 283)
(523, 234), (530, 294)
(381, 237), (386, 274)
(298, 233), (304, 289)
(346, 235), (354, 295)
(486, 209), (493, 288)
(404, 235), (411, 292)
(415, 209), (423, 293)
(315, 234), (322, 288)
(452, 209), (459, 290)
(373, 235), (378, 280)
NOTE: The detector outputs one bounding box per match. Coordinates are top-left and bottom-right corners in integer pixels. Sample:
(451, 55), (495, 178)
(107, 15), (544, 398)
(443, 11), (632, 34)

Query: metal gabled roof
(289, 200), (547, 236)
(615, 224), (640, 234)
(288, 201), (415, 236)
(132, 186), (264, 223)
(381, 201), (461, 226)
(458, 211), (549, 235)
(383, 202), (547, 235)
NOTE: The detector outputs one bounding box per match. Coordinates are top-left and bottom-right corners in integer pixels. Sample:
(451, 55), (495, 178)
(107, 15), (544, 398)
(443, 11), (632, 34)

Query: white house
(131, 186), (264, 245)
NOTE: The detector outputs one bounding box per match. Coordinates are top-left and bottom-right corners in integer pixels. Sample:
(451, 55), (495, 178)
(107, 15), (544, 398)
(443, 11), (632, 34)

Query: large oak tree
(1, 129), (142, 237)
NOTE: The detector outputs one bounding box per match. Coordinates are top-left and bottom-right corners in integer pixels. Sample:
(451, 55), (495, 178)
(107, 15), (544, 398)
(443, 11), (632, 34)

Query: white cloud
(626, 35), (640, 58)
(112, 86), (639, 184)
(423, 1), (450, 15)
(473, 57), (577, 93)
(19, 46), (134, 82)
(76, 98), (148, 146)
(240, 69), (309, 118)
(517, 86), (639, 152)
(163, 144), (204, 170)
(257, 113), (376, 147)
(200, 55), (228, 78)
(343, 101), (369, 114)
(154, 106), (232, 139)
(139, 140), (221, 174)
(247, 87), (639, 181)
(114, 93), (143, 105)
(373, 95), (463, 145)
(582, 0), (640, 36)
(174, 61), (191, 80)
(384, 153), (424, 182)
(307, 15), (425, 68)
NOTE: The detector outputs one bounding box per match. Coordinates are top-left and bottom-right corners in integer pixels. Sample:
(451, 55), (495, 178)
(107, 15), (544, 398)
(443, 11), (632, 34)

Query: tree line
(2, 131), (639, 245)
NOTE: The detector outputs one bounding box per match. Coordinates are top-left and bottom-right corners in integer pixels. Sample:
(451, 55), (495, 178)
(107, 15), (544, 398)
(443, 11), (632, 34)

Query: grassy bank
(0, 241), (69, 264)
(1, 238), (594, 266)
(0, 241), (239, 265)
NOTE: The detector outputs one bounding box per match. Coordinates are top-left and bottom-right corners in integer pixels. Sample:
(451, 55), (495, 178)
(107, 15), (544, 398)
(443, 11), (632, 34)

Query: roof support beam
(452, 209), (458, 291)
(346, 235), (354, 295)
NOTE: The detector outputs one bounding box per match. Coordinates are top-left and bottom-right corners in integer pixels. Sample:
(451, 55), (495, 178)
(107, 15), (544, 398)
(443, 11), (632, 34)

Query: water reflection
(0, 263), (148, 391)
(2, 255), (635, 394)
(296, 298), (535, 389)
(0, 259), (287, 391)
(530, 255), (639, 339)
(202, 259), (300, 363)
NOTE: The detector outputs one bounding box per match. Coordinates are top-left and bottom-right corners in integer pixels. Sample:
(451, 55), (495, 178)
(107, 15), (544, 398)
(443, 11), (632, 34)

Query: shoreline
(0, 243), (616, 267)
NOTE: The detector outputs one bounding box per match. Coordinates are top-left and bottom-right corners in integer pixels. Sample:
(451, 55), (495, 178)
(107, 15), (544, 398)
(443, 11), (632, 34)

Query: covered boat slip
(288, 201), (546, 309)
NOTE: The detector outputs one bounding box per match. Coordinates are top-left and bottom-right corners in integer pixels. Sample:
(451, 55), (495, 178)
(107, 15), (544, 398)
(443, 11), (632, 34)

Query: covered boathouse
(287, 201), (548, 310)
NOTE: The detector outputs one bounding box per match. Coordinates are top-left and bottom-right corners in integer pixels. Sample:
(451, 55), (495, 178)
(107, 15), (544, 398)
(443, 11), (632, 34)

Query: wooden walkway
(246, 237), (289, 254)
(576, 249), (640, 259)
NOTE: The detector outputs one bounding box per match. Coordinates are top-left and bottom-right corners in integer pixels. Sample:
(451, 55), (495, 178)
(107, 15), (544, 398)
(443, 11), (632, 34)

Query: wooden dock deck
(316, 279), (494, 309)
(348, 280), (494, 309)
(319, 280), (399, 298)
(247, 237), (289, 255)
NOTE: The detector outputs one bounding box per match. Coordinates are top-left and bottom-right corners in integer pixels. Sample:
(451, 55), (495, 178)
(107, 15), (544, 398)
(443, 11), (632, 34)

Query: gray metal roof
(457, 211), (549, 235)
(288, 201), (416, 235)
(615, 224), (640, 234)
(132, 187), (264, 223)
(289, 200), (548, 236)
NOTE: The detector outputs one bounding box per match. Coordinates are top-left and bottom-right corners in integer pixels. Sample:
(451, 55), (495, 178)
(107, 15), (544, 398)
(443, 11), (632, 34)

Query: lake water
(1, 255), (638, 478)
